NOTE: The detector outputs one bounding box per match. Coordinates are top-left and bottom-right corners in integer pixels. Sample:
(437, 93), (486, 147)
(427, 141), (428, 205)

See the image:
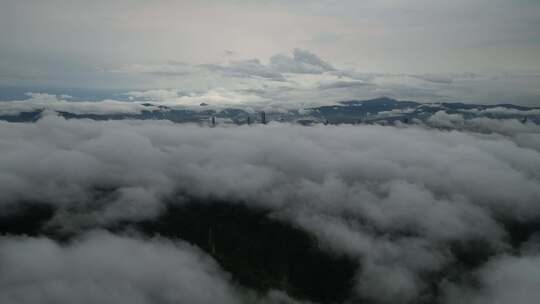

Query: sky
(1, 0), (540, 105)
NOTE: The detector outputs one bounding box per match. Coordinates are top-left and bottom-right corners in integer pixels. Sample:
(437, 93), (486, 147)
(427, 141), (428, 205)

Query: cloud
(410, 74), (454, 84)
(427, 110), (465, 128)
(111, 62), (199, 77)
(125, 89), (182, 101)
(442, 252), (540, 304)
(0, 88), (269, 115)
(1, 116), (540, 302)
(317, 80), (371, 90)
(7, 46), (537, 107)
(202, 59), (286, 81)
(3, 0), (540, 100)
(464, 107), (540, 116)
(425, 111), (540, 152)
(269, 49), (335, 74)
(166, 88), (266, 107)
(0, 93), (153, 116)
(0, 231), (245, 304)
(375, 108), (416, 118)
(197, 49), (336, 82)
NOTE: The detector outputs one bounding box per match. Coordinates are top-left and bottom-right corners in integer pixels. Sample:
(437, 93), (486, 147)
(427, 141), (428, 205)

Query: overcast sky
(1, 0), (540, 105)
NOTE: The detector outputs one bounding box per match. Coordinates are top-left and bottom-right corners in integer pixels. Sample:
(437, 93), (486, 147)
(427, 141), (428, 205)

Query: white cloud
(464, 107), (540, 116)
(1, 116), (540, 302)
(0, 93), (153, 116)
(427, 111), (465, 128)
(0, 231), (242, 304)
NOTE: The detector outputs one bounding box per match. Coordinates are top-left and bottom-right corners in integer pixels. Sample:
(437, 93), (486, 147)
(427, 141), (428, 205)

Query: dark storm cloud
(1, 114), (540, 302)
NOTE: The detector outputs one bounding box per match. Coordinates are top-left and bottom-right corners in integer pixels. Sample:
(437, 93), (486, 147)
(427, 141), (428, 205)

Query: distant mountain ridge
(1, 97), (539, 124)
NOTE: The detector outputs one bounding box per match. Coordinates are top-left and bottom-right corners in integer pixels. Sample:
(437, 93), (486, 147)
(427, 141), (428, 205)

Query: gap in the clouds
(3, 195), (540, 304)
(0, 202), (56, 236)
(0, 197), (358, 303)
(455, 240), (498, 271)
(502, 218), (540, 250)
(130, 200), (359, 304)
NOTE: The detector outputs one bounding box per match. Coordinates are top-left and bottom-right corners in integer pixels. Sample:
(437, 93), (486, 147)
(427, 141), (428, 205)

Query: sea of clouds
(1, 113), (539, 303)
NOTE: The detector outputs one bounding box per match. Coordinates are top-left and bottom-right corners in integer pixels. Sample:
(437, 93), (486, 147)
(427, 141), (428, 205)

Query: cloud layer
(1, 115), (540, 303)
(0, 231), (242, 304)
